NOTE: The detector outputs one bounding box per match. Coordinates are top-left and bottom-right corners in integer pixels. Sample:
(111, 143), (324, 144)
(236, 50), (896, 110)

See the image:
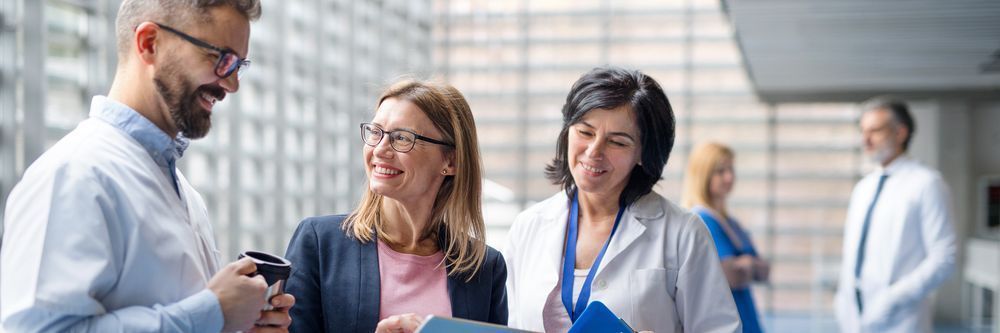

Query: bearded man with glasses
(1, 1), (295, 332)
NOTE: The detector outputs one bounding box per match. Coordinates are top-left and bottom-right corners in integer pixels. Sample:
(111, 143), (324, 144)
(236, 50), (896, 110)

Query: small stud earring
(442, 169), (448, 175)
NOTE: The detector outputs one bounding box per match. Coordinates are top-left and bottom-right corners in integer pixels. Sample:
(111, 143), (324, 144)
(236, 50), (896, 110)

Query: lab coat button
(595, 280), (607, 290)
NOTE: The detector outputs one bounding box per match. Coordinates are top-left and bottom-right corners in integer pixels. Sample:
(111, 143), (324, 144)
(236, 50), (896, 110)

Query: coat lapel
(539, 195), (571, 282)
(175, 172), (220, 280)
(595, 194), (661, 278)
(359, 234), (381, 332)
(435, 223), (472, 320)
(447, 275), (469, 319)
(518, 193), (571, 322)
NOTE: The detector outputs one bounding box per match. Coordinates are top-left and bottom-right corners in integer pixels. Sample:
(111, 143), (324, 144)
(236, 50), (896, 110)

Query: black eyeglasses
(154, 22), (250, 79)
(360, 123), (454, 153)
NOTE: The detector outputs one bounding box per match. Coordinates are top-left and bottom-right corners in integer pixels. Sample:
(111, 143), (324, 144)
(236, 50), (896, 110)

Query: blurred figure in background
(283, 80), (507, 333)
(681, 142), (768, 333)
(504, 66), (741, 333)
(834, 97), (956, 333)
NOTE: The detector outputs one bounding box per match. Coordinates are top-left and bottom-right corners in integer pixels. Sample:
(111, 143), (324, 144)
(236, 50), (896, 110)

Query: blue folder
(568, 301), (636, 333)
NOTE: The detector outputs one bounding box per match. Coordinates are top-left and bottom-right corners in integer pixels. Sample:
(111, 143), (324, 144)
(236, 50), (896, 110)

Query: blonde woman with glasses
(681, 142), (769, 333)
(283, 80), (507, 333)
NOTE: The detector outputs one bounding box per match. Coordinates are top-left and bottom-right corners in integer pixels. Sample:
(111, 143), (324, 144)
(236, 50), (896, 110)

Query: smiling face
(364, 97), (454, 203)
(567, 106), (642, 200)
(154, 5), (249, 138)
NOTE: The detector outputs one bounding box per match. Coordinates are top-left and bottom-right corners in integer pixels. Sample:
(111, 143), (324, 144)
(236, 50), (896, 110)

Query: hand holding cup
(209, 257), (269, 332)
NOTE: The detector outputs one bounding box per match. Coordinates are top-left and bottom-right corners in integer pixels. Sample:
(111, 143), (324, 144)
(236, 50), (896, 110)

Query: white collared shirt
(1, 96), (223, 332)
(835, 155), (957, 333)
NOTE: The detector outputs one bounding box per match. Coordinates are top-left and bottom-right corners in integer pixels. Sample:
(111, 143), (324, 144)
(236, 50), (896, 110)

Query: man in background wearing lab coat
(0, 0), (294, 332)
(834, 97), (956, 333)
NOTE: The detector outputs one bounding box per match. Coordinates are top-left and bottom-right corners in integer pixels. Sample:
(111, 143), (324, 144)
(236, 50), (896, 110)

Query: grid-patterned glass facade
(0, 0), (432, 259)
(433, 0), (861, 324)
(0, 0), (17, 224)
(0, 0), (119, 235)
(187, 0), (432, 260)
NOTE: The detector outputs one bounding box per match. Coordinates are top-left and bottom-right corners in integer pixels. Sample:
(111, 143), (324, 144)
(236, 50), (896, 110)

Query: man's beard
(867, 141), (896, 165)
(153, 62), (222, 139)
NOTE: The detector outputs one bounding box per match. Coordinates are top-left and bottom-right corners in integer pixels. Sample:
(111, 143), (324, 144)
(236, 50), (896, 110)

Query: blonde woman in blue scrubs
(682, 142), (769, 333)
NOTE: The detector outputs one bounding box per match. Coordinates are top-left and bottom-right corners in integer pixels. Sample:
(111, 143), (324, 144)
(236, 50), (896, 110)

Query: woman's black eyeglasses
(154, 22), (250, 79)
(360, 123), (454, 153)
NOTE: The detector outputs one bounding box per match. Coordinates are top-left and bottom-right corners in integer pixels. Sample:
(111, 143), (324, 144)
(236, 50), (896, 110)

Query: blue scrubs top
(694, 206), (764, 333)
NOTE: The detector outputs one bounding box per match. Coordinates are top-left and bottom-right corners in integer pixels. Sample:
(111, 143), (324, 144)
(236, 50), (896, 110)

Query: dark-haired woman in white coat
(504, 67), (741, 333)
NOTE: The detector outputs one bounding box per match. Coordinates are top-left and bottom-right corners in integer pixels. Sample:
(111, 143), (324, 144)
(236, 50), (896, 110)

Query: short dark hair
(545, 66), (676, 206)
(861, 96), (916, 151)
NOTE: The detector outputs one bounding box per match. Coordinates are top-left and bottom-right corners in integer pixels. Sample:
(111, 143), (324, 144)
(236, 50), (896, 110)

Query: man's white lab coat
(834, 156), (956, 333)
(1, 97), (223, 332)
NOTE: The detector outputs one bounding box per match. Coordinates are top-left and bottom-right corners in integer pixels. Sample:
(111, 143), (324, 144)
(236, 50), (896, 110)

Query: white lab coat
(504, 191), (741, 333)
(1, 113), (223, 332)
(834, 156), (956, 333)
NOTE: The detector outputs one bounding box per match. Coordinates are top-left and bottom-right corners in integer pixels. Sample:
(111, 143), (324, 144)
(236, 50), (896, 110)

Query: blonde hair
(681, 142), (734, 217)
(344, 80), (486, 280)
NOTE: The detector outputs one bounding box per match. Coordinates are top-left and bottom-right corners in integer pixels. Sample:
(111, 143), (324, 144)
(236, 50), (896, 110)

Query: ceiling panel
(725, 0), (1000, 102)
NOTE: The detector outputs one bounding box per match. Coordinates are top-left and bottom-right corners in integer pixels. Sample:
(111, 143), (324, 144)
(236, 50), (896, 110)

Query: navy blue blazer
(284, 214), (508, 332)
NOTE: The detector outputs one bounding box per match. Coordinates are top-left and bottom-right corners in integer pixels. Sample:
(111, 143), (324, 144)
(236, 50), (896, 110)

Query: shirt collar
(89, 96), (190, 168)
(878, 154), (911, 176)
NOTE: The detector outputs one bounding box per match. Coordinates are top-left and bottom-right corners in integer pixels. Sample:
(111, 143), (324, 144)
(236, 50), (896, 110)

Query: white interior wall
(909, 98), (1000, 323)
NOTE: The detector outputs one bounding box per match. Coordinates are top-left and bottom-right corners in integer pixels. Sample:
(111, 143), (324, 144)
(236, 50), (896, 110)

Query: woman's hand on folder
(376, 313), (424, 333)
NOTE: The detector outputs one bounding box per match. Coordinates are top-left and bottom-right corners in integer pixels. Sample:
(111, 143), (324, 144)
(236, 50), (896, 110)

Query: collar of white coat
(536, 191), (666, 276)
(877, 154), (913, 176)
(539, 190), (666, 222)
(89, 95), (191, 169)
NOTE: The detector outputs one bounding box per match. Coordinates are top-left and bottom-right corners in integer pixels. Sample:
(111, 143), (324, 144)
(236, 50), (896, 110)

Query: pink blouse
(376, 239), (452, 320)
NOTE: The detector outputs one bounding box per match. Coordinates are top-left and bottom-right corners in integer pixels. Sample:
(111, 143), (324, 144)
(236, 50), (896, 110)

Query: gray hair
(115, 0), (261, 56)
(860, 95), (916, 151)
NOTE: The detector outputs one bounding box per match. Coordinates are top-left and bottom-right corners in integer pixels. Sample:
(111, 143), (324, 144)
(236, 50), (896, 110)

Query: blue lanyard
(561, 192), (627, 322)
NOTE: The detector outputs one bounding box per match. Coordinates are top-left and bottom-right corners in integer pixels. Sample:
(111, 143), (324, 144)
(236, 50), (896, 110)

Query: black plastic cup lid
(239, 250), (291, 285)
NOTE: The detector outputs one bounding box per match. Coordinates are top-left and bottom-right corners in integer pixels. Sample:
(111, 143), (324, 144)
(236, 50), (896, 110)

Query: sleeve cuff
(171, 289), (224, 333)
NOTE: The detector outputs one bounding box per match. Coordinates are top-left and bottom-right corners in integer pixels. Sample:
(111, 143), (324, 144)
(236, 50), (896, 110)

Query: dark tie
(854, 174), (889, 313)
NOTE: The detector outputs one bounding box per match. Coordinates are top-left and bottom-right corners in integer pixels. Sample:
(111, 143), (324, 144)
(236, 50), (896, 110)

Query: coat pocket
(629, 268), (679, 329)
